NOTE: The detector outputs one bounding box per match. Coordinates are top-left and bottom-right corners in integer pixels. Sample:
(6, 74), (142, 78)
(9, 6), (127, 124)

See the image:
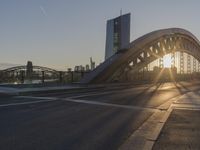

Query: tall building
(26, 61), (33, 78)
(90, 57), (95, 70)
(105, 13), (131, 60)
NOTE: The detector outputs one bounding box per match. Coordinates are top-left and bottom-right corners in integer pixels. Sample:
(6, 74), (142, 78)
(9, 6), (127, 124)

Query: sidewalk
(153, 109), (200, 150)
(153, 91), (200, 150)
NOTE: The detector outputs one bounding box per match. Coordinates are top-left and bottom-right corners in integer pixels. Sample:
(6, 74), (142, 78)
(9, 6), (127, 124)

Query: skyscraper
(105, 13), (131, 60)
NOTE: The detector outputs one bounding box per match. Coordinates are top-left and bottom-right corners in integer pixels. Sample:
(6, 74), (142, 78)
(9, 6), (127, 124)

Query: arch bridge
(0, 65), (60, 83)
(2, 65), (59, 75)
(81, 28), (200, 83)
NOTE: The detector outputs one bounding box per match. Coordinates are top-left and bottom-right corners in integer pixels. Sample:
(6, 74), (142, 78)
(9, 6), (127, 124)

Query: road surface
(0, 81), (200, 150)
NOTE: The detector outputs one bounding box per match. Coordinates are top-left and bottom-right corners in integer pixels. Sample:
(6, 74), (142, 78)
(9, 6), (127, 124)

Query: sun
(163, 54), (171, 68)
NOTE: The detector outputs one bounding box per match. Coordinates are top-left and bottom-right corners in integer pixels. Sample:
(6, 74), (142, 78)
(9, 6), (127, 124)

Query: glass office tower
(105, 13), (130, 60)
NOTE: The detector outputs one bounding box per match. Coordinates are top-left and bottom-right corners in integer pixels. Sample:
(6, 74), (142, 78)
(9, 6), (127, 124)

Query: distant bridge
(2, 65), (59, 75)
(81, 28), (200, 83)
(0, 63), (61, 83)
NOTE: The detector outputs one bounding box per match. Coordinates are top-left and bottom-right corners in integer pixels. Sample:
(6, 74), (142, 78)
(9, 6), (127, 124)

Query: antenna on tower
(120, 9), (122, 16)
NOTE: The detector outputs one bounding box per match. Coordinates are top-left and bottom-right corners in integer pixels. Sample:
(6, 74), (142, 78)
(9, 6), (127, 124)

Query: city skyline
(1, 0), (200, 70)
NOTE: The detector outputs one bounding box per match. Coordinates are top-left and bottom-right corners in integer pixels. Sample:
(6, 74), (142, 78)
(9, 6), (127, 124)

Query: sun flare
(163, 54), (171, 68)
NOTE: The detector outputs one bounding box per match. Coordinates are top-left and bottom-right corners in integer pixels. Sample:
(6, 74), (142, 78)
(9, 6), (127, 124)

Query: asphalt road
(0, 81), (200, 150)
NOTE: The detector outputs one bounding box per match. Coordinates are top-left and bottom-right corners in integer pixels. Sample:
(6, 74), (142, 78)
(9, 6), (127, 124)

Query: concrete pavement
(153, 91), (200, 150)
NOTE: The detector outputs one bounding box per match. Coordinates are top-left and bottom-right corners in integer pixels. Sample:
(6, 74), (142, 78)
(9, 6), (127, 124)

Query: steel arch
(81, 28), (200, 83)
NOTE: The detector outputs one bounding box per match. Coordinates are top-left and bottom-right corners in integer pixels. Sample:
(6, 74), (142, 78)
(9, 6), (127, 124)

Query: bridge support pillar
(67, 70), (74, 83)
(59, 71), (63, 83)
(41, 71), (45, 84)
(81, 71), (84, 78)
(71, 71), (74, 82)
(20, 70), (25, 84)
(16, 72), (19, 80)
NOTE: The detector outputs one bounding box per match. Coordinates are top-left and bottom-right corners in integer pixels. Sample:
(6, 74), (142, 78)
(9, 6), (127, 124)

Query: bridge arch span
(81, 28), (200, 83)
(2, 65), (59, 75)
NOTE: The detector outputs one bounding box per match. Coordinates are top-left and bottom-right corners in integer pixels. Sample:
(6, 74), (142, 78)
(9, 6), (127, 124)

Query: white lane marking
(67, 91), (121, 99)
(66, 86), (155, 99)
(7, 95), (157, 111)
(15, 96), (57, 100)
(0, 99), (58, 107)
(173, 107), (200, 111)
(171, 104), (200, 110)
(63, 98), (157, 112)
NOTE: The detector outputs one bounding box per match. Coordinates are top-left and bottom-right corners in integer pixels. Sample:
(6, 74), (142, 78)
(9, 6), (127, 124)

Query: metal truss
(180, 52), (184, 74)
(187, 54), (191, 74)
(193, 58), (196, 73)
(81, 28), (200, 83)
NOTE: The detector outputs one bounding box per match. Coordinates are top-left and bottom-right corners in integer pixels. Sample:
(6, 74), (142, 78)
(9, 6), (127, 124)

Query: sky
(1, 0), (200, 70)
